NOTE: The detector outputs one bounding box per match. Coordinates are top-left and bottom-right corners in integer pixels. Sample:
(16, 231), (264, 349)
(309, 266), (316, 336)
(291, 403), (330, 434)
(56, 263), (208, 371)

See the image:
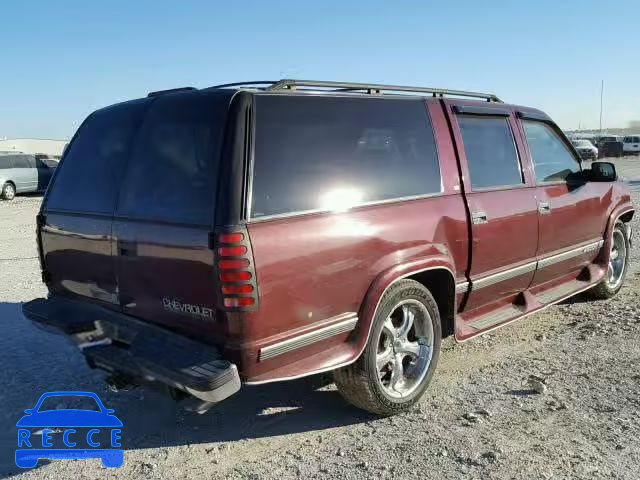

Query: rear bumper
(22, 297), (241, 404)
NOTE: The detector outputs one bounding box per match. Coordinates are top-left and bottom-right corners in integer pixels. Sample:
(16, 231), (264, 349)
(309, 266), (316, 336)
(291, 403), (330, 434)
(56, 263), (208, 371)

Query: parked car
(622, 135), (640, 155)
(23, 79), (634, 415)
(571, 139), (598, 160)
(599, 140), (624, 158)
(0, 153), (57, 200)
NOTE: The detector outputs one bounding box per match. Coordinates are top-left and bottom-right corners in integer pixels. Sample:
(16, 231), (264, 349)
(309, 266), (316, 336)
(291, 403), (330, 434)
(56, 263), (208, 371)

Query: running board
(457, 277), (597, 341)
(536, 280), (591, 304)
(467, 305), (523, 331)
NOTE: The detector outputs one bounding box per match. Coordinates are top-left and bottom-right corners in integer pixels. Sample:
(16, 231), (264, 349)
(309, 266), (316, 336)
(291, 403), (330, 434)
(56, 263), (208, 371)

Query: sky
(1, 0), (639, 139)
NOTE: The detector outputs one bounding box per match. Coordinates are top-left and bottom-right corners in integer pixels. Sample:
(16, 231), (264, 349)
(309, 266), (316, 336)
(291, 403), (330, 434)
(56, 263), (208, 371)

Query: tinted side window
(47, 100), (146, 214)
(117, 93), (229, 225)
(251, 96), (441, 218)
(12, 155), (34, 168)
(457, 116), (523, 189)
(0, 157), (11, 169)
(522, 121), (580, 183)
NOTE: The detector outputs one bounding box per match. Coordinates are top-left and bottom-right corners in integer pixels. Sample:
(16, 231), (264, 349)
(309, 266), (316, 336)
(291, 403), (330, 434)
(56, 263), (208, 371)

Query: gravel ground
(0, 182), (638, 479)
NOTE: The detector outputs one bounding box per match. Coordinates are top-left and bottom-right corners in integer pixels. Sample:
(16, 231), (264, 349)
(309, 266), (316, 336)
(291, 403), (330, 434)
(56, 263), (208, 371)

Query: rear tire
(587, 222), (629, 299)
(2, 182), (15, 200)
(334, 279), (441, 415)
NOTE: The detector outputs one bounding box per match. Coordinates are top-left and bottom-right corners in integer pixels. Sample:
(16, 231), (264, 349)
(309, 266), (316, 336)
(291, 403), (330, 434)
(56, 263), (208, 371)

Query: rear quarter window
(251, 95), (441, 218)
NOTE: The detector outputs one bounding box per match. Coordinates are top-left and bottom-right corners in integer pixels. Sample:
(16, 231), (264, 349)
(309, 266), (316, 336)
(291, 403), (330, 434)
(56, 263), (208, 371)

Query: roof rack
(208, 79), (502, 102)
(147, 86), (197, 97)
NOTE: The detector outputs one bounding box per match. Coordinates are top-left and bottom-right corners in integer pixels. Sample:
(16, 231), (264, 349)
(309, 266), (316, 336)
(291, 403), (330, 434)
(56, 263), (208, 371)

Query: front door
(519, 118), (609, 286)
(446, 102), (539, 312)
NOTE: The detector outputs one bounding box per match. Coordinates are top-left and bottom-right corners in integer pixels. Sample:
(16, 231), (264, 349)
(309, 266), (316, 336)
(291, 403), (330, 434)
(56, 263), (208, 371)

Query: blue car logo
(16, 391), (123, 468)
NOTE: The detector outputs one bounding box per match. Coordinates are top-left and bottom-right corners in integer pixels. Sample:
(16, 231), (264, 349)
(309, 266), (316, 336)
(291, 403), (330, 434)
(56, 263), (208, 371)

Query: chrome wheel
(376, 299), (434, 398)
(606, 229), (627, 289)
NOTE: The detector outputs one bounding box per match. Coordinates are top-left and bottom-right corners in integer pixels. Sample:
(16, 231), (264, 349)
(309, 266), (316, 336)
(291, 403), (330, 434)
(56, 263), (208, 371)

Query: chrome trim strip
(259, 313), (358, 361)
(537, 240), (603, 269)
(248, 191), (445, 223)
(455, 281), (469, 294)
(473, 261), (537, 290)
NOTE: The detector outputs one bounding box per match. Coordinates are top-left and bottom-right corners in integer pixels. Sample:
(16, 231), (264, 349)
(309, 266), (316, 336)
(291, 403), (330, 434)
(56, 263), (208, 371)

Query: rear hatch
(41, 89), (235, 343)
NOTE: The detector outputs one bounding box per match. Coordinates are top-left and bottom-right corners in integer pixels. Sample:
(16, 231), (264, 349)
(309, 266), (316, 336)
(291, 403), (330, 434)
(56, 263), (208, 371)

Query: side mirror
(588, 161), (617, 182)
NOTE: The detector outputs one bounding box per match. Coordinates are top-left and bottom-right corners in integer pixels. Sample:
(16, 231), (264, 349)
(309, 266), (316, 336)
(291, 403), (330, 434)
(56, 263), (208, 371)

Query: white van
(622, 135), (640, 155)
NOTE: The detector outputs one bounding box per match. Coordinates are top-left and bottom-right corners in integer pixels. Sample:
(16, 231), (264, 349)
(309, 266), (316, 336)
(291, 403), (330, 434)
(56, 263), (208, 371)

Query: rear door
(112, 91), (231, 341)
(41, 100), (146, 306)
(10, 154), (37, 192)
(446, 102), (539, 312)
(518, 116), (609, 287)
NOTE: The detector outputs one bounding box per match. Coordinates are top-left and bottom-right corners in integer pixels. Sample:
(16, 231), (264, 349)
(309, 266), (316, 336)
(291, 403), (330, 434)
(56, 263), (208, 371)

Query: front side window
(251, 96), (441, 218)
(457, 115), (523, 189)
(522, 121), (580, 183)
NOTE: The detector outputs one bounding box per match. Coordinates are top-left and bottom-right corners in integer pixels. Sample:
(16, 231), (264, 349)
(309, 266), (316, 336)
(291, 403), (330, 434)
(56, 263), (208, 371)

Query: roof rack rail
(207, 81), (279, 90)
(207, 79), (502, 102)
(267, 79), (502, 102)
(147, 87), (197, 97)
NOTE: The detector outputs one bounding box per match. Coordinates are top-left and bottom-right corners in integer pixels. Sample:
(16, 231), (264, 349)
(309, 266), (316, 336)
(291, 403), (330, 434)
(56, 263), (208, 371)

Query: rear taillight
(219, 271), (252, 282)
(213, 227), (258, 311)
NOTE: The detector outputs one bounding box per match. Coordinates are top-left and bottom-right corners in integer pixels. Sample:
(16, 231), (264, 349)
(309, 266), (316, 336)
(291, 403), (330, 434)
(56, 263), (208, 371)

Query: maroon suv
(24, 79), (634, 415)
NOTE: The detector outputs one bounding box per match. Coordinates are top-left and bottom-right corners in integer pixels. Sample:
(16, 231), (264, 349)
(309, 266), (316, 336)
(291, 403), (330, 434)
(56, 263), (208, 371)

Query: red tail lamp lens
(219, 271), (252, 282)
(218, 259), (249, 270)
(221, 284), (254, 295)
(218, 245), (248, 257)
(224, 297), (255, 308)
(219, 233), (244, 244)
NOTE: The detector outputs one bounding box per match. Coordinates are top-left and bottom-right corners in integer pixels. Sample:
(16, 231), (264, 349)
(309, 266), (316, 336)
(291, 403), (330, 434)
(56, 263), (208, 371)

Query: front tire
(587, 222), (629, 299)
(334, 279), (441, 415)
(2, 182), (16, 200)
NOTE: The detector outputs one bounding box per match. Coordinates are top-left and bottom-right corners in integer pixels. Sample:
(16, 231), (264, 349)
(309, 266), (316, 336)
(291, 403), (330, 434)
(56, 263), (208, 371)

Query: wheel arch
(353, 258), (458, 359)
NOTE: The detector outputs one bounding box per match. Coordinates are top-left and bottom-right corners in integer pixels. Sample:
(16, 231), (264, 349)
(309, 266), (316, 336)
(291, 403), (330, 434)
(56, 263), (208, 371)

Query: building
(0, 138), (68, 158)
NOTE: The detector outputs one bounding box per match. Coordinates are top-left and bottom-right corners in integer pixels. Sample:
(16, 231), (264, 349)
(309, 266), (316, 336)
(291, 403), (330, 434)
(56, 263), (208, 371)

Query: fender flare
(600, 207), (634, 267)
(350, 256), (457, 359)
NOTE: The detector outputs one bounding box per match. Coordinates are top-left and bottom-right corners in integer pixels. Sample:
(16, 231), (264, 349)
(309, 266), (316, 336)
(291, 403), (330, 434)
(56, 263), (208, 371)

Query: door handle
(471, 211), (488, 224)
(118, 240), (138, 257)
(538, 202), (551, 214)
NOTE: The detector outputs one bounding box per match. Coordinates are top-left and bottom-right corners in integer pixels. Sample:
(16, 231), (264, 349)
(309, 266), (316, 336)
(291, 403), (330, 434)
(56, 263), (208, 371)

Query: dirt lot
(0, 168), (639, 479)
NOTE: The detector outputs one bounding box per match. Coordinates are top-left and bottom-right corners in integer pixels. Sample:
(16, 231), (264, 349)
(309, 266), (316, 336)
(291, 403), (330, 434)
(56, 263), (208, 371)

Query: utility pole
(599, 80), (604, 134)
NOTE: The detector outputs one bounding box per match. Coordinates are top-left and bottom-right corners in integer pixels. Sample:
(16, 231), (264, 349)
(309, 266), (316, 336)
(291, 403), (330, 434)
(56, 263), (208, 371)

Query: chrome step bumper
(22, 297), (241, 404)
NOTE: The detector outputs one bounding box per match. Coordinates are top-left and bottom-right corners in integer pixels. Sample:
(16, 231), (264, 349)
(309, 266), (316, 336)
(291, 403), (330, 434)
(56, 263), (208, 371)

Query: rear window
(251, 95), (441, 218)
(116, 93), (229, 225)
(47, 92), (230, 221)
(47, 100), (147, 214)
